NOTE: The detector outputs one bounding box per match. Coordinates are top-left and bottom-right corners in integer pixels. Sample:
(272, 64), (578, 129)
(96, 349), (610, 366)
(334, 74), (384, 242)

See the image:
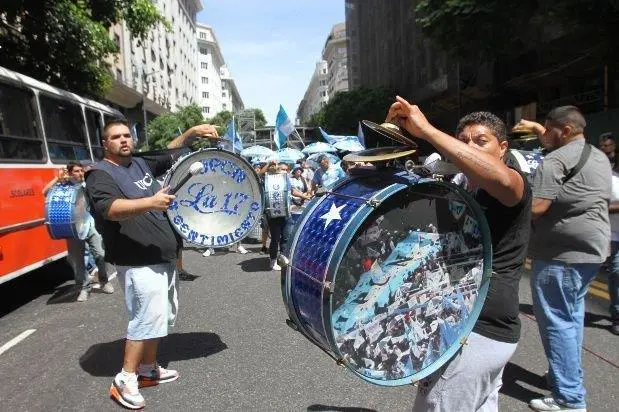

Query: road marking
(588, 286), (610, 301)
(591, 280), (609, 291)
(0, 329), (36, 356)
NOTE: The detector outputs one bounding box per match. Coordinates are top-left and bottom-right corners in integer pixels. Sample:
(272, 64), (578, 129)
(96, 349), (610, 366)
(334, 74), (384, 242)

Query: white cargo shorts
(117, 263), (178, 340)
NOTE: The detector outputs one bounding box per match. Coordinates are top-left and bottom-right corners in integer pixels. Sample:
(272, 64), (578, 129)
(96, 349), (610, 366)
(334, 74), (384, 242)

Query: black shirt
(85, 156), (181, 266)
(472, 171), (532, 343)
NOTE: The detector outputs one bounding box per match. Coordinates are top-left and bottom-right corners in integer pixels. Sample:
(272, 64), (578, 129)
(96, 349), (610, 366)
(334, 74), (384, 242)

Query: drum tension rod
(314, 188), (381, 208)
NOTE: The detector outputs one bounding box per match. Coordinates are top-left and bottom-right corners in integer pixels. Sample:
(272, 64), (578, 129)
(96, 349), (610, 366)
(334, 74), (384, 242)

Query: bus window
(39, 94), (90, 163)
(0, 82), (44, 162)
(86, 109), (104, 160)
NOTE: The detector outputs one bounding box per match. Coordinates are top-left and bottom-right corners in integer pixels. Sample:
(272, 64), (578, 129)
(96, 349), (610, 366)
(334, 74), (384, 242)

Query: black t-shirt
(85, 156), (181, 266)
(472, 171), (532, 343)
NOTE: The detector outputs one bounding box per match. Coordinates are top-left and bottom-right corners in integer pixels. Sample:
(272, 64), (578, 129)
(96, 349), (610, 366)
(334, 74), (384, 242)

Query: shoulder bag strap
(562, 143), (592, 184)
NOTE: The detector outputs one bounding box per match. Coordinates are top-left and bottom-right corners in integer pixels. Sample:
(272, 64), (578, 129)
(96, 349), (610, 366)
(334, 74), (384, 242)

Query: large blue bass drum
(282, 168), (492, 386)
(45, 183), (90, 240)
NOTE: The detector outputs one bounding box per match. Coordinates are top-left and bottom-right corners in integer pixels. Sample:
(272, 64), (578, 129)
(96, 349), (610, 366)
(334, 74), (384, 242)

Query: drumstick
(169, 161), (205, 195)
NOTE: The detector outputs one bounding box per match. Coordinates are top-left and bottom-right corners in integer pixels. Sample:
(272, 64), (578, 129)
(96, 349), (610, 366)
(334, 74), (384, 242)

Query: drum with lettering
(281, 168), (492, 386)
(45, 183), (90, 239)
(164, 148), (263, 248)
(264, 172), (290, 218)
(505, 149), (544, 180)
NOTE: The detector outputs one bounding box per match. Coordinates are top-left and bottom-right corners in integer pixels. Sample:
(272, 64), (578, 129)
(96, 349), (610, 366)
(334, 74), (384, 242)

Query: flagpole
(232, 114), (235, 154)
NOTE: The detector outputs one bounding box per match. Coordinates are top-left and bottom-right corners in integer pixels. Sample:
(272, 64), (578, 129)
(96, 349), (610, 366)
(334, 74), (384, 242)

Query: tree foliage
(145, 104), (204, 150)
(206, 108), (268, 135)
(415, 0), (619, 61)
(305, 87), (396, 134)
(0, 0), (168, 98)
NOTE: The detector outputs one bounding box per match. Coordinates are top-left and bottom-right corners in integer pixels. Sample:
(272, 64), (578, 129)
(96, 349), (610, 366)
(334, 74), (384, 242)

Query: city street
(0, 242), (617, 412)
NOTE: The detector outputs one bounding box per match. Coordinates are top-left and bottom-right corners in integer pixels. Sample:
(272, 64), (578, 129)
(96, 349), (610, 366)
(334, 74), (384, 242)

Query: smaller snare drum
(45, 184), (90, 240)
(264, 173), (290, 218)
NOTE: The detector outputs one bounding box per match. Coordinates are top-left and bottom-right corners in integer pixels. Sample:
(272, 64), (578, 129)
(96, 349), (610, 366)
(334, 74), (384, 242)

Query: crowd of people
(40, 96), (619, 411)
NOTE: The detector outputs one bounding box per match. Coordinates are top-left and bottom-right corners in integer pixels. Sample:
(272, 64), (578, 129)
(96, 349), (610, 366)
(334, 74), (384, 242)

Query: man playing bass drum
(386, 97), (532, 412)
(85, 120), (218, 409)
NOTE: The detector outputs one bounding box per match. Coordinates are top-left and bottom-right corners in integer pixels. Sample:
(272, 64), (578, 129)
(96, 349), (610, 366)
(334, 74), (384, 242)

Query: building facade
(105, 0), (202, 144)
(297, 22), (349, 124)
(323, 22), (349, 97)
(196, 23), (243, 117)
(297, 61), (329, 124)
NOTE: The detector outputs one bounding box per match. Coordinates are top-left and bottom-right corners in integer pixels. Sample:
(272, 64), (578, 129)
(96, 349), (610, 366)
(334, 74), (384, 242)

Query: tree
(145, 104), (204, 149)
(414, 0), (619, 62)
(0, 0), (168, 98)
(206, 108), (268, 135)
(305, 87), (396, 134)
(248, 108), (267, 128)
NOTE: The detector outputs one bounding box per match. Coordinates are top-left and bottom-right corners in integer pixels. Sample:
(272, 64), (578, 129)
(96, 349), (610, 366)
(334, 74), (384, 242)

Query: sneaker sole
(109, 384), (145, 410)
(138, 374), (179, 388)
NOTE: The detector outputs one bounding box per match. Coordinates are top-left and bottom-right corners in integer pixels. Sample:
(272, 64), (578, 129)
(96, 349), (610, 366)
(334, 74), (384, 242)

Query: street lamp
(142, 70), (161, 150)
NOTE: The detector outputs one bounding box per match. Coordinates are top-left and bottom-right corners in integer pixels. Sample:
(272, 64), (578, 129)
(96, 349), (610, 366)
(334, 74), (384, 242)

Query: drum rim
(163, 148), (265, 246)
(285, 176), (493, 386)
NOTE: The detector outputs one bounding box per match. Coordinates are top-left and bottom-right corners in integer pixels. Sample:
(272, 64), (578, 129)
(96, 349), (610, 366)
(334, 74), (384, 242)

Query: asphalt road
(0, 243), (617, 411)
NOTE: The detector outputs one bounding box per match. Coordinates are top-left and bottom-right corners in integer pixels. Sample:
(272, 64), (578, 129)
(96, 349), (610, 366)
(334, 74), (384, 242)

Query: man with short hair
(387, 97), (531, 412)
(518, 106), (611, 411)
(43, 161), (114, 301)
(85, 119), (218, 409)
(311, 154), (345, 192)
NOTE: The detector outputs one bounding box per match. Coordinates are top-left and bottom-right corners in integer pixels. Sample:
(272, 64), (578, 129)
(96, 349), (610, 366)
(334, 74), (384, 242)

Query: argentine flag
(275, 105), (295, 149)
(223, 119), (243, 153)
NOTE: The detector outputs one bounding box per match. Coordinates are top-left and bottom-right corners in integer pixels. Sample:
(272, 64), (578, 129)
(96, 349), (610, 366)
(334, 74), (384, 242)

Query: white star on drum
(319, 202), (346, 229)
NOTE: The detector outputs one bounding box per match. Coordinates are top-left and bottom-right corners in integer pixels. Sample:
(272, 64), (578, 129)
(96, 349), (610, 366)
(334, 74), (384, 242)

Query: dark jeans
(268, 216), (288, 260)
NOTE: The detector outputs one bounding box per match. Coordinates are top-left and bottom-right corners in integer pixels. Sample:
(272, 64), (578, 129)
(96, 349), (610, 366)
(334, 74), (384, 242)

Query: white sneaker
(76, 290), (89, 302)
(271, 261), (282, 271)
(110, 372), (145, 409)
(236, 245), (248, 254)
(202, 248), (215, 257)
(529, 397), (586, 411)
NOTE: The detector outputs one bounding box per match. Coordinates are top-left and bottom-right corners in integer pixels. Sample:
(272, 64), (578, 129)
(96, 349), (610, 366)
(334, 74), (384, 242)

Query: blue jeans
(609, 242), (619, 320)
(531, 260), (600, 408)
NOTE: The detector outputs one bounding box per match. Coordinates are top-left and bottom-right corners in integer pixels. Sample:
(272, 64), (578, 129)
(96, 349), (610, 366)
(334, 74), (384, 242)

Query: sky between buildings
(197, 0), (345, 125)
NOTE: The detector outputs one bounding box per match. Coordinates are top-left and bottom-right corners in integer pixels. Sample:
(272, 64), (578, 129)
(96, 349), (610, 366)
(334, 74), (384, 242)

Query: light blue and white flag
(223, 119), (243, 153)
(275, 105), (295, 149)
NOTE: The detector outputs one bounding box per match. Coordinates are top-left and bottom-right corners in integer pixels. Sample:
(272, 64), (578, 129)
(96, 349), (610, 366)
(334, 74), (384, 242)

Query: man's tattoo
(455, 150), (495, 173)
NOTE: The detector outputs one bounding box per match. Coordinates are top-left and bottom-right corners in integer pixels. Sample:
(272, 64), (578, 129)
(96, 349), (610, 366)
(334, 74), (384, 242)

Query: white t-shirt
(610, 171), (619, 240)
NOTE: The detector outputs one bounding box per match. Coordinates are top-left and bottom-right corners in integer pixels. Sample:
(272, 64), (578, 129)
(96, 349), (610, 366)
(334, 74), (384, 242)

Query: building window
(201, 77), (208, 84)
(200, 32), (206, 40)
(202, 91), (209, 98)
(113, 33), (121, 48)
(116, 69), (123, 81)
(223, 103), (227, 110)
(199, 47), (207, 55)
(201, 62), (208, 69)
(151, 50), (156, 62)
(222, 92), (226, 97)
(203, 106), (210, 114)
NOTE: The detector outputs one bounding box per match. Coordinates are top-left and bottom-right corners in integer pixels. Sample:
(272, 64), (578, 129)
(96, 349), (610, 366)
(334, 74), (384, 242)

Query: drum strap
(561, 143), (592, 184)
